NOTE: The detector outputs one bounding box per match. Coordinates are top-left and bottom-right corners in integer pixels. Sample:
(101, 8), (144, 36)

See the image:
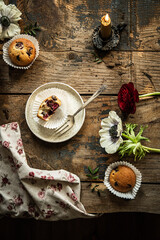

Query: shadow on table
(0, 212), (159, 240)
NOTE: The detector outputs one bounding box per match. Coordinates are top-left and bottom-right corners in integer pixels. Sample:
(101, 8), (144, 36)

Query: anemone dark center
(109, 125), (119, 142)
(0, 16), (10, 27)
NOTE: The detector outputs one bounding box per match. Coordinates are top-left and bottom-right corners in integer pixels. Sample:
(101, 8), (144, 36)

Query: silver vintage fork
(54, 85), (106, 136)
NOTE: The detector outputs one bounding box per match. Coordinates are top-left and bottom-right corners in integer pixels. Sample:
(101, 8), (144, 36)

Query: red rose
(17, 139), (23, 147)
(70, 192), (78, 202)
(38, 189), (45, 198)
(41, 176), (46, 179)
(29, 172), (35, 177)
(67, 173), (76, 183)
(51, 184), (57, 191)
(11, 122), (18, 130)
(118, 82), (139, 115)
(2, 141), (10, 148)
(1, 175), (10, 187)
(17, 149), (23, 155)
(46, 210), (54, 218)
(28, 204), (35, 213)
(14, 195), (23, 206)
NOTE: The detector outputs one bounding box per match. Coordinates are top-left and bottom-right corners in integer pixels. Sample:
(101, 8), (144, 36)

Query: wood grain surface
(0, 0), (160, 214)
(81, 183), (160, 213)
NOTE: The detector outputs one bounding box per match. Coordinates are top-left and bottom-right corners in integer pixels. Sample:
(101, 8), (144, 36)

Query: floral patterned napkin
(0, 122), (94, 220)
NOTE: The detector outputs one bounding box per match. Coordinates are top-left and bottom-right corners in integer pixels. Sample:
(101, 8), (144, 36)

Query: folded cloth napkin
(0, 122), (94, 220)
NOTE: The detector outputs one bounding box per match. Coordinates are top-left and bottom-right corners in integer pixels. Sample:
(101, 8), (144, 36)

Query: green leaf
(94, 58), (100, 62)
(31, 30), (36, 36)
(92, 52), (97, 57)
(24, 22), (41, 36)
(91, 187), (95, 192)
(88, 166), (93, 174)
(97, 60), (103, 64)
(92, 176), (98, 180)
(86, 174), (92, 178)
(93, 167), (99, 175)
(35, 27), (41, 31)
(119, 123), (152, 161)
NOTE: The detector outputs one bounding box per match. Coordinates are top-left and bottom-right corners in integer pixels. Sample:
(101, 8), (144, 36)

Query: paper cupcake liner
(2, 34), (39, 69)
(32, 87), (69, 129)
(104, 161), (142, 199)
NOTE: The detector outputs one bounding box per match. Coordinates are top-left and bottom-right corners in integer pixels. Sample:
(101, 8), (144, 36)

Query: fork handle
(73, 85), (106, 117)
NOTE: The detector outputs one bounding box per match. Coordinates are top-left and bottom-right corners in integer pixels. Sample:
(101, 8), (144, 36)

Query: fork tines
(54, 121), (69, 136)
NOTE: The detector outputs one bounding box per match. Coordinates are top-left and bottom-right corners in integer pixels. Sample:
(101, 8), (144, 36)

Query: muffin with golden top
(109, 165), (136, 193)
(8, 38), (36, 66)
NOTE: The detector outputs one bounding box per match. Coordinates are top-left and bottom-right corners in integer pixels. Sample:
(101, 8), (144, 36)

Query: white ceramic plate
(25, 82), (85, 143)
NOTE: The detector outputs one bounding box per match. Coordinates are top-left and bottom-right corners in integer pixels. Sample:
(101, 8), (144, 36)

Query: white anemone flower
(0, 0), (22, 40)
(99, 111), (123, 154)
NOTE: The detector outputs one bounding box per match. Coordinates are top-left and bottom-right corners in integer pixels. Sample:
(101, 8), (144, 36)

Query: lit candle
(100, 13), (112, 40)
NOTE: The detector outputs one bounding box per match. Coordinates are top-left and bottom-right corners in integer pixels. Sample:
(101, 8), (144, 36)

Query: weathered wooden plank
(130, 0), (160, 50)
(0, 56), (9, 82)
(81, 182), (160, 214)
(1, 0), (160, 53)
(0, 51), (132, 94)
(132, 51), (160, 93)
(1, 51), (160, 94)
(0, 95), (160, 183)
(15, 0), (130, 52)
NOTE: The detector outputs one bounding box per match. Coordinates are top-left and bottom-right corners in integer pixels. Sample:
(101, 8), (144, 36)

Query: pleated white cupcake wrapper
(32, 88), (69, 129)
(3, 34), (39, 69)
(104, 161), (142, 199)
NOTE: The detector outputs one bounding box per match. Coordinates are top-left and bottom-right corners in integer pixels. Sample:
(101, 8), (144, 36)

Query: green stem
(142, 145), (160, 153)
(139, 92), (160, 98)
(122, 133), (136, 143)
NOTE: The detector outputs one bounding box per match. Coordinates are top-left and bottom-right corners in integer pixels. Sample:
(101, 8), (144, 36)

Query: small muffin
(37, 95), (61, 121)
(8, 38), (36, 66)
(109, 165), (136, 193)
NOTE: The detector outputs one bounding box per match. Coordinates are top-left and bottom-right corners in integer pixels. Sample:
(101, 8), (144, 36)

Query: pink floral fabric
(0, 123), (94, 220)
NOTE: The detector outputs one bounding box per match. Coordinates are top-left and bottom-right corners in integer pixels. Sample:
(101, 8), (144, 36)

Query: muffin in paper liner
(104, 161), (142, 199)
(2, 34), (39, 69)
(33, 87), (69, 129)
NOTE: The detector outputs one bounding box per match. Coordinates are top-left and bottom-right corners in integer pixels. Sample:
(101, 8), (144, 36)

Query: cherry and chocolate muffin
(37, 95), (61, 121)
(109, 165), (136, 193)
(8, 38), (36, 66)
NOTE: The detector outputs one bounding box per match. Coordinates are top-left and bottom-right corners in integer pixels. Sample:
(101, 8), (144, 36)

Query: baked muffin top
(37, 95), (61, 121)
(8, 38), (36, 66)
(109, 165), (136, 193)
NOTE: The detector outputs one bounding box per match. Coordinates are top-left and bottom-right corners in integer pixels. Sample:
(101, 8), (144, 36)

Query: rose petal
(118, 82), (139, 115)
(134, 89), (139, 103)
(127, 82), (134, 91)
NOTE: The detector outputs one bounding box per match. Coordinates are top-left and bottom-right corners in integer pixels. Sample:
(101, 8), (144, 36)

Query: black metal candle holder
(92, 23), (127, 51)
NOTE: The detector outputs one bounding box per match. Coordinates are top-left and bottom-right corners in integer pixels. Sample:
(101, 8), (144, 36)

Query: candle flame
(105, 14), (109, 21)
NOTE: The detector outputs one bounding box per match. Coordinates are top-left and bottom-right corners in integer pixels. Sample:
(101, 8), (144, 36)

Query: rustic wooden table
(0, 0), (160, 214)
